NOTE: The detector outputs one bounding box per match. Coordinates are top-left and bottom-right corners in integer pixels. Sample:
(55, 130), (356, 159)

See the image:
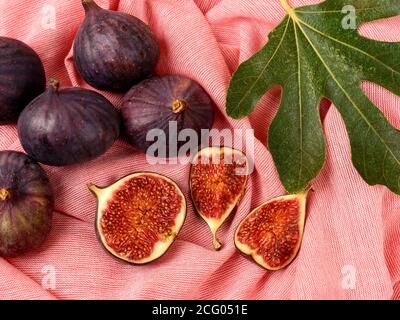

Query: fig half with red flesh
(88, 172), (186, 264)
(234, 192), (308, 271)
(190, 147), (249, 250)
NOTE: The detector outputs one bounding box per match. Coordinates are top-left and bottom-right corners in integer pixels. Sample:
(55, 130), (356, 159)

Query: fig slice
(234, 191), (309, 271)
(190, 147), (249, 250)
(88, 172), (186, 264)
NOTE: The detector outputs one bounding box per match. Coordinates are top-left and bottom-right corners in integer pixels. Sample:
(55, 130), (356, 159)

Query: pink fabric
(1, 0), (399, 300)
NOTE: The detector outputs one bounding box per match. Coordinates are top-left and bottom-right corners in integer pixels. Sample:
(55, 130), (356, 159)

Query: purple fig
(121, 75), (215, 156)
(0, 151), (53, 257)
(0, 37), (45, 124)
(17, 78), (121, 166)
(73, 0), (160, 92)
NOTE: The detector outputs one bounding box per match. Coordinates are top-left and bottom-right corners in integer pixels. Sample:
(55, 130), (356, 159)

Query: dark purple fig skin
(0, 37), (46, 124)
(0, 151), (53, 257)
(73, 0), (160, 92)
(17, 79), (121, 166)
(121, 75), (215, 155)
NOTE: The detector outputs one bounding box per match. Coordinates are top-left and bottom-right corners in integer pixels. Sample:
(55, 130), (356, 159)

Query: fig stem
(82, 0), (100, 12)
(171, 99), (188, 113)
(301, 186), (313, 197)
(87, 183), (102, 196)
(48, 77), (60, 91)
(212, 233), (222, 251)
(0, 188), (11, 201)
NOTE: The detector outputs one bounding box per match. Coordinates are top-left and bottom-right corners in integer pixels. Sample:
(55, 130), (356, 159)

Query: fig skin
(88, 172), (187, 265)
(73, 0), (160, 92)
(17, 79), (121, 166)
(0, 151), (54, 257)
(0, 37), (45, 124)
(121, 75), (215, 155)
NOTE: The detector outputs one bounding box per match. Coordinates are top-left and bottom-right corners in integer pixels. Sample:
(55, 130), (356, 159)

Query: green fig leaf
(227, 0), (400, 194)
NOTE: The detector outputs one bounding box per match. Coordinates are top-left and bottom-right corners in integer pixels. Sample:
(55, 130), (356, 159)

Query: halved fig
(88, 172), (186, 264)
(234, 191), (309, 271)
(190, 147), (249, 250)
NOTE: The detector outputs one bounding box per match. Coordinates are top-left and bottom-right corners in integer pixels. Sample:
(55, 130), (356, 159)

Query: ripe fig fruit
(0, 151), (54, 257)
(234, 191), (309, 271)
(121, 75), (215, 156)
(88, 172), (186, 264)
(18, 78), (121, 166)
(190, 147), (249, 250)
(74, 0), (160, 92)
(0, 37), (45, 124)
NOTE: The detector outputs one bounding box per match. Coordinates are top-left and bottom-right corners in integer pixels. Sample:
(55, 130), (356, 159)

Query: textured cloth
(0, 0), (399, 300)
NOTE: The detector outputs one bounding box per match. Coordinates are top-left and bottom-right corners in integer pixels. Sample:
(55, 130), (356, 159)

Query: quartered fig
(74, 0), (160, 91)
(88, 172), (186, 264)
(121, 75), (215, 156)
(190, 147), (249, 250)
(0, 37), (45, 124)
(234, 191), (309, 271)
(18, 78), (121, 166)
(0, 151), (54, 257)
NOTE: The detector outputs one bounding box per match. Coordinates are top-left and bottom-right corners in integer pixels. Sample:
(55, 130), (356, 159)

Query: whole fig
(18, 78), (121, 166)
(0, 37), (45, 124)
(121, 75), (215, 156)
(73, 0), (160, 92)
(0, 151), (53, 257)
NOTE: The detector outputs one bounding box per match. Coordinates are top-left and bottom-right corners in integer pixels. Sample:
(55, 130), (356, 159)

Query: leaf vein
(298, 18), (400, 78)
(293, 20), (305, 188)
(295, 19), (400, 169)
(229, 17), (291, 116)
(295, 6), (387, 14)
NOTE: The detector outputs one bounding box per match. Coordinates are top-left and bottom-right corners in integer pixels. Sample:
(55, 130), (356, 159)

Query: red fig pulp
(74, 0), (160, 91)
(234, 192), (308, 270)
(0, 37), (45, 124)
(0, 151), (53, 257)
(88, 172), (186, 264)
(190, 147), (249, 250)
